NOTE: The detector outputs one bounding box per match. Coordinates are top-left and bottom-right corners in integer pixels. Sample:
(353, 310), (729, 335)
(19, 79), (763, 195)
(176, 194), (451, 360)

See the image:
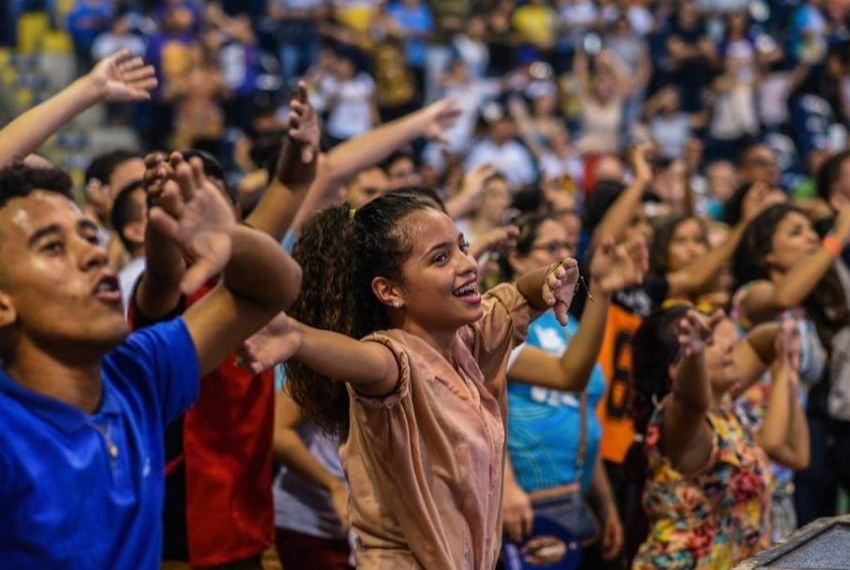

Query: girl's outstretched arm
(244, 313), (400, 397)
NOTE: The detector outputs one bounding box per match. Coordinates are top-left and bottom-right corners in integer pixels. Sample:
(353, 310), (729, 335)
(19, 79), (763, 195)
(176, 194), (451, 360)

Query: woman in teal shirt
(497, 211), (646, 566)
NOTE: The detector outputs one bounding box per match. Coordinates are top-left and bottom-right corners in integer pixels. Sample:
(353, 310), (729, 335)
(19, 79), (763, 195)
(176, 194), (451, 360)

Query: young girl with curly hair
(244, 188), (593, 569)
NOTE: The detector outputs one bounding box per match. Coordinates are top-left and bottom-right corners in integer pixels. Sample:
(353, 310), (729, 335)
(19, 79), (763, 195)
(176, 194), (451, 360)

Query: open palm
(590, 236), (648, 295)
(421, 98), (462, 144)
(676, 310), (721, 358)
(89, 49), (157, 102)
(242, 312), (301, 374)
(148, 156), (236, 294)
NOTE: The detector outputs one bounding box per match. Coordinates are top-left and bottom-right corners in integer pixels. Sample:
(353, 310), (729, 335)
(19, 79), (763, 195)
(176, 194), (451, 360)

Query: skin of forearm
(556, 280), (610, 391)
(672, 353), (710, 413)
(322, 107), (430, 187)
(136, 221), (187, 319)
(291, 322), (397, 391)
(245, 178), (309, 242)
(771, 248), (844, 310)
(275, 429), (340, 491)
(669, 221), (746, 296)
(591, 178), (647, 246)
(0, 74), (102, 166)
(222, 225), (301, 310)
(515, 265), (556, 315)
(756, 367), (792, 455)
(784, 388), (810, 467)
(588, 455), (616, 516)
(143, 222), (186, 287)
(745, 322), (780, 364)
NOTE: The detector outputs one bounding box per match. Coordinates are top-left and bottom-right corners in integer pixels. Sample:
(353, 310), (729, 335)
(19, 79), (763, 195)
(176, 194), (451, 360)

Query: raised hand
(241, 312), (302, 374)
(542, 258), (581, 326)
(277, 81), (320, 188)
(142, 151), (172, 198)
(468, 224), (519, 259)
(590, 236), (648, 295)
(419, 98), (462, 144)
(776, 316), (802, 386)
(147, 155), (237, 295)
(676, 309), (722, 359)
(629, 142), (653, 184)
(741, 181), (784, 223)
(87, 49), (157, 102)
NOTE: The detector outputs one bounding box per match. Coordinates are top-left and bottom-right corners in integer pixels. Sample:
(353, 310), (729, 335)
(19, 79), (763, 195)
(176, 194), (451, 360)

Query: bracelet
(822, 234), (842, 257)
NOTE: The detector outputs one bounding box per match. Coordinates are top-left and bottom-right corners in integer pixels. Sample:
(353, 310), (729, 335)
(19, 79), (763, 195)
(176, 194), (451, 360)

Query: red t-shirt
(129, 280), (274, 566)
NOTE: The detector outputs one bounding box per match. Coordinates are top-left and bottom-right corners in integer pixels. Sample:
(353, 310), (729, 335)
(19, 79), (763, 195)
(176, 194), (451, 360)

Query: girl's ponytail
(286, 203), (361, 436)
(287, 188), (442, 436)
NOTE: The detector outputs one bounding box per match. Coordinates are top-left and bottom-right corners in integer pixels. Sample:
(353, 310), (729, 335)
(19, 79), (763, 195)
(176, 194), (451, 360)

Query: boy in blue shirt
(0, 158), (301, 568)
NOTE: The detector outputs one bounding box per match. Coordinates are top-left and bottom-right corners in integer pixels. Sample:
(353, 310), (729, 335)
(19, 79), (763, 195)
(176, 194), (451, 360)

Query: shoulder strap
(576, 391), (588, 481)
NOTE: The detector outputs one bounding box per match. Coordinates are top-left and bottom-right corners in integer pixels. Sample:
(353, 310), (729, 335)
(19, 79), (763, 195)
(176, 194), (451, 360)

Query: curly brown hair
(285, 187), (443, 436)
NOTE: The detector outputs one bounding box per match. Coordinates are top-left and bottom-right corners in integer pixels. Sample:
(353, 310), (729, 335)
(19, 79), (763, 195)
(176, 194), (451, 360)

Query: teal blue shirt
(506, 312), (605, 494)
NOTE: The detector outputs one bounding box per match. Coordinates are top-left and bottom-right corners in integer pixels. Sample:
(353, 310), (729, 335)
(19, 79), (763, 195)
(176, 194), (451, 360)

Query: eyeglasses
(532, 240), (575, 254)
(748, 157), (777, 169)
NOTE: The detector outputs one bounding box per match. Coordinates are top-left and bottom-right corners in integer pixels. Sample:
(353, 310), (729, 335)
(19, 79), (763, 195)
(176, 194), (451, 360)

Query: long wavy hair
(648, 214), (708, 278)
(630, 306), (690, 438)
(732, 203), (849, 344)
(285, 187), (443, 436)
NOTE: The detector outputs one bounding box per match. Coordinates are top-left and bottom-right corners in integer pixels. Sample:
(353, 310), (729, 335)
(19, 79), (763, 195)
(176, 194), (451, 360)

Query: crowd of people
(2, 0), (850, 569)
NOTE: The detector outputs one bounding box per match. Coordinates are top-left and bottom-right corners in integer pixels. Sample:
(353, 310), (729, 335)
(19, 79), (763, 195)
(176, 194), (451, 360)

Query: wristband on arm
(822, 234), (842, 257)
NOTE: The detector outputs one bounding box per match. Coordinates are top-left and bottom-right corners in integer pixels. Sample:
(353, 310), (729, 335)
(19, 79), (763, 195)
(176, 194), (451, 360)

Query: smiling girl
(243, 188), (583, 569)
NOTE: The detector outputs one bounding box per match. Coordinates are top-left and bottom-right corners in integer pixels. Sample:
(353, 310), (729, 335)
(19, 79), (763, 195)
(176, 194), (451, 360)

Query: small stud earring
(393, 300), (401, 309)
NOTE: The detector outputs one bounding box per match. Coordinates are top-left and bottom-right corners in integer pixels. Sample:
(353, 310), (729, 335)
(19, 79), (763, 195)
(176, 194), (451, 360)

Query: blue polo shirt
(0, 318), (199, 568)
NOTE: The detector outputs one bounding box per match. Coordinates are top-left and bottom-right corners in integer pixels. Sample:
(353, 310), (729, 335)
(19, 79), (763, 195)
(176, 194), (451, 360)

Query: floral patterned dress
(633, 402), (773, 570)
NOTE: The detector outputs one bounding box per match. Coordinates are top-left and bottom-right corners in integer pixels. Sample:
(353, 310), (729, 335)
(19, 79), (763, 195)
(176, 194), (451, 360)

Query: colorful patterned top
(633, 402), (773, 570)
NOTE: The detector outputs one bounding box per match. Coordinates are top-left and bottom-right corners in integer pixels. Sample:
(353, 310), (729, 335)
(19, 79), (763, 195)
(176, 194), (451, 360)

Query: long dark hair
(731, 203), (799, 290)
(285, 188), (443, 436)
(630, 306), (689, 437)
(732, 203), (850, 344)
(496, 211), (559, 283)
(648, 214), (707, 277)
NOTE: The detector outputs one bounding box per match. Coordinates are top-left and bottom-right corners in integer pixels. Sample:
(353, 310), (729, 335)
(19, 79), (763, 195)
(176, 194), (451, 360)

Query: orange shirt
(596, 303), (642, 464)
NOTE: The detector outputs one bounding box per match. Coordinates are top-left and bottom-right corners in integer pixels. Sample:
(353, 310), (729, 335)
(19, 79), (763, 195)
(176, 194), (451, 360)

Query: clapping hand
(542, 258), (581, 326)
(147, 155), (237, 295)
(776, 316), (802, 386)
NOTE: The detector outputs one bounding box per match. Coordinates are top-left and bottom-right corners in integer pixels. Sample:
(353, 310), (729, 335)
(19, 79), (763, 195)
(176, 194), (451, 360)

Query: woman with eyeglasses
(495, 211), (647, 568)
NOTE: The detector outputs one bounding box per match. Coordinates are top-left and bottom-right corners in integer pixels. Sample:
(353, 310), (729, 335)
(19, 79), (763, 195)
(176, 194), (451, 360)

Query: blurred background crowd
(3, 1), (850, 569)
(2, 0), (850, 208)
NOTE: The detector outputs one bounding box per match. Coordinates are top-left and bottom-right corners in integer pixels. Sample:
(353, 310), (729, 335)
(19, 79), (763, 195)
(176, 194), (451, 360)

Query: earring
(392, 300), (401, 309)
